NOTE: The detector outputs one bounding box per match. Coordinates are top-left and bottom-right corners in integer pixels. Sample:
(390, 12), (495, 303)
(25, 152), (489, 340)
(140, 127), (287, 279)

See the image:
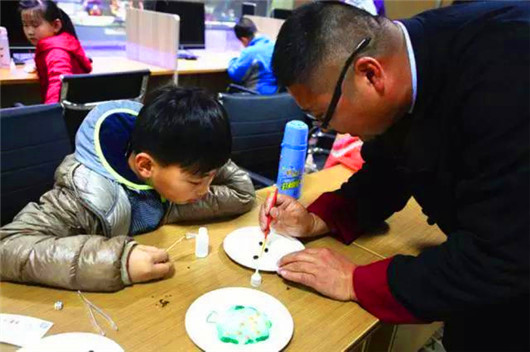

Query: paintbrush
(251, 187), (278, 287)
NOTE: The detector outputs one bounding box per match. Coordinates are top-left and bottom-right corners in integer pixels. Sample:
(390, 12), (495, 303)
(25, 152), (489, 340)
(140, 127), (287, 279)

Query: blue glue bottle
(276, 120), (308, 199)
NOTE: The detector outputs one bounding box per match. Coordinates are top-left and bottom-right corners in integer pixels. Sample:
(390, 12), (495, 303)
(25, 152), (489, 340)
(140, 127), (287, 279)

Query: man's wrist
(309, 212), (330, 236)
(351, 266), (358, 301)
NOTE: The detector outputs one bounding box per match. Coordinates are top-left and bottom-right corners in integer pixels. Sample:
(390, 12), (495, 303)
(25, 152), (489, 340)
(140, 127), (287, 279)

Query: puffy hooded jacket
(35, 32), (92, 104)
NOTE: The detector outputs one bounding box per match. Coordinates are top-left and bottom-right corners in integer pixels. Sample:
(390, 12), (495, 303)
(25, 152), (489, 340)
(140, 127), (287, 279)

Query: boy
(228, 17), (278, 95)
(0, 85), (255, 292)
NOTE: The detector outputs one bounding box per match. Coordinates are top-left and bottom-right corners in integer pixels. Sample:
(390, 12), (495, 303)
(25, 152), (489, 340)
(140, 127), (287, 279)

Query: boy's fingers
(150, 249), (169, 263)
(151, 262), (174, 279)
(140, 245), (161, 253)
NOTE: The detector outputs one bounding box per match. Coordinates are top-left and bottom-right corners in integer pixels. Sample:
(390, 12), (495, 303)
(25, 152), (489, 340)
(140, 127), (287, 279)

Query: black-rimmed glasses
(309, 37), (371, 130)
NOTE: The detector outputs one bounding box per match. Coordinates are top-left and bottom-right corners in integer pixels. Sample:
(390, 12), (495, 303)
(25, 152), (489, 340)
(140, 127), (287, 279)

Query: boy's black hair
(234, 17), (257, 40)
(272, 1), (388, 88)
(131, 85), (232, 175)
(19, 0), (78, 39)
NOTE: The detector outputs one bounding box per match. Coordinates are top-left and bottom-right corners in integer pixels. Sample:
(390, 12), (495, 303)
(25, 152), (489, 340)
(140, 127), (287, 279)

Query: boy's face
(150, 164), (217, 205)
(130, 152), (216, 204)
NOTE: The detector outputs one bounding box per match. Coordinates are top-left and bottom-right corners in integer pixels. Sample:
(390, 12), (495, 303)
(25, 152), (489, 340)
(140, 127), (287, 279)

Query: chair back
(0, 103), (72, 225)
(219, 92), (307, 183)
(60, 69), (150, 147)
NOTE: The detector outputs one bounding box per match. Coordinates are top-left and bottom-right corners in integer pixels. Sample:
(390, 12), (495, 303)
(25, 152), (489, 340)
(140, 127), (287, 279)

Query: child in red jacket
(20, 0), (92, 104)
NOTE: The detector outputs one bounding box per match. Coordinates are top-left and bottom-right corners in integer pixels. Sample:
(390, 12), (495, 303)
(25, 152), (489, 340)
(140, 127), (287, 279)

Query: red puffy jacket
(35, 32), (92, 104)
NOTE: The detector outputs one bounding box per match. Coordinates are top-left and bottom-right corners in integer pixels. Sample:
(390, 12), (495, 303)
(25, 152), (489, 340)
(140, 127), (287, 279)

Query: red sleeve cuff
(307, 192), (363, 244)
(354, 257), (423, 324)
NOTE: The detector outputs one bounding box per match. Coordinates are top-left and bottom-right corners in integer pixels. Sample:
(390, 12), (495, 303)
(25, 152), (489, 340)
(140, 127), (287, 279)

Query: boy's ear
(134, 152), (155, 179)
(52, 19), (62, 34)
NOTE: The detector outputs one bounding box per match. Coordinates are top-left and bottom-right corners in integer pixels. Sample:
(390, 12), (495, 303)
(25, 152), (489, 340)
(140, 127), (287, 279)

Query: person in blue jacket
(228, 18), (278, 95)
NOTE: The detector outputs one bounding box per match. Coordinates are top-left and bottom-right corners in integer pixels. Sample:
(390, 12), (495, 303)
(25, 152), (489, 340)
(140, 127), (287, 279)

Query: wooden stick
(166, 235), (186, 252)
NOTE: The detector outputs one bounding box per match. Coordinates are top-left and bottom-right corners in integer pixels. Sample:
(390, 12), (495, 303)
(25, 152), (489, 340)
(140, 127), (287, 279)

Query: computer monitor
(242, 2), (256, 16)
(0, 1), (34, 52)
(271, 8), (292, 20)
(155, 0), (205, 50)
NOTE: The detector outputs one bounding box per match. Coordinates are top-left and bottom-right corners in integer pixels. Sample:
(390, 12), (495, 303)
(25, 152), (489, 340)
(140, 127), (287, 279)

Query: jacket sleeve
(307, 139), (411, 244)
(43, 48), (73, 104)
(227, 50), (255, 83)
(166, 160), (255, 223)
(0, 185), (135, 292)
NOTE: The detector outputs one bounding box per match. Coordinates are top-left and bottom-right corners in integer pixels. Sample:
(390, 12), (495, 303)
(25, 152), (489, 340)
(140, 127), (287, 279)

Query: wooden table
(0, 165), (447, 351)
(0, 166), (382, 351)
(354, 199), (446, 259)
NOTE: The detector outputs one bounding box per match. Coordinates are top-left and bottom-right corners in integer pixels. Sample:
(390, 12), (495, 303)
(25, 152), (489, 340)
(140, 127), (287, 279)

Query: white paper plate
(185, 287), (293, 352)
(223, 226), (305, 272)
(18, 332), (123, 352)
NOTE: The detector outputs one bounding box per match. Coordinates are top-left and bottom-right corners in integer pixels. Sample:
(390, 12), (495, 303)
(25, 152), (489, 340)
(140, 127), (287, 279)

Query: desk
(0, 166), (383, 352)
(0, 52), (236, 107)
(0, 166), (447, 351)
(355, 199), (446, 259)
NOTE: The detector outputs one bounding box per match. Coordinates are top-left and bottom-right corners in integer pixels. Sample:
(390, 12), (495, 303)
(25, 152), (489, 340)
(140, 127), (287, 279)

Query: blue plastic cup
(276, 120), (308, 199)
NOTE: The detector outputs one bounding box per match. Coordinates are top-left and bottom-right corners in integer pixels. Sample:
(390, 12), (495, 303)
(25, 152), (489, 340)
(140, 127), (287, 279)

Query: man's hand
(259, 193), (329, 238)
(128, 245), (174, 283)
(278, 248), (357, 301)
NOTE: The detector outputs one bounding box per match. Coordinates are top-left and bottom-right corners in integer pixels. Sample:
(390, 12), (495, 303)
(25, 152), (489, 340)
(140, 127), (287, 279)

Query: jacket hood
(74, 100), (150, 191)
(36, 32), (92, 72)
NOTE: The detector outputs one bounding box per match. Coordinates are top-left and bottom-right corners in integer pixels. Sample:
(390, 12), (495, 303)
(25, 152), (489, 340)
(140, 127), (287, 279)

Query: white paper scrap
(0, 314), (53, 347)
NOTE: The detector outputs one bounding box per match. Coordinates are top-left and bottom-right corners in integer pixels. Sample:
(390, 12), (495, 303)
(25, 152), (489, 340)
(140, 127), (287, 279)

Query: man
(260, 1), (529, 350)
(227, 17), (278, 95)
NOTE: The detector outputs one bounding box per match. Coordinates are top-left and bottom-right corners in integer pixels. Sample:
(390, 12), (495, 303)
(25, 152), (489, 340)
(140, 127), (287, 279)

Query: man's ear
(240, 37), (250, 47)
(354, 56), (385, 94)
(134, 152), (156, 179)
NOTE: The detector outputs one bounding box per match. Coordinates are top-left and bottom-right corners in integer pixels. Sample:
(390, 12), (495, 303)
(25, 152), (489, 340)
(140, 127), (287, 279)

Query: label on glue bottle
(276, 120), (308, 199)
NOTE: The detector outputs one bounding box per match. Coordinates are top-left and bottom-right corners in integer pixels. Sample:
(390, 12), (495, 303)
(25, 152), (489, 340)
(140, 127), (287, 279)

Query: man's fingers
(278, 249), (319, 266)
(278, 269), (315, 287)
(265, 192), (276, 212)
(280, 261), (318, 276)
(259, 202), (269, 230)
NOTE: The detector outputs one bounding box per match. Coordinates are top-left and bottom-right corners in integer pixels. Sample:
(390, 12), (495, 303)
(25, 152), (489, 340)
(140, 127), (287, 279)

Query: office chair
(59, 69), (150, 147)
(0, 103), (72, 225)
(219, 92), (308, 188)
(227, 83), (260, 95)
(271, 8), (292, 19)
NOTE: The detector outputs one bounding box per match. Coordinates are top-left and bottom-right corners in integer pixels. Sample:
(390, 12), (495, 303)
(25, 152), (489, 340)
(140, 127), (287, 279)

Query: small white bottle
(195, 227), (209, 258)
(0, 27), (11, 69)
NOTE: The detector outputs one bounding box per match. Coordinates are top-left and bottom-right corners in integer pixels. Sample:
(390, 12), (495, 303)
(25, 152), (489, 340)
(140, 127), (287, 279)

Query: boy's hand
(128, 245), (174, 283)
(259, 193), (329, 238)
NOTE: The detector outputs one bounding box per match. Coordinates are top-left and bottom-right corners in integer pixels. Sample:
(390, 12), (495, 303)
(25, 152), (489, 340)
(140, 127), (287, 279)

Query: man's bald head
(272, 1), (395, 91)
